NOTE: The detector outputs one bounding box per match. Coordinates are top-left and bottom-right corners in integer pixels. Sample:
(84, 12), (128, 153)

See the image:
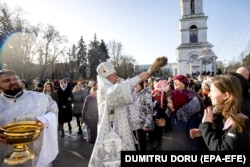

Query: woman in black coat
(57, 79), (73, 137)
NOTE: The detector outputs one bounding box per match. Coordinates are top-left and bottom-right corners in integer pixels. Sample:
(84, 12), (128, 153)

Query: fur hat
(96, 61), (116, 78)
(202, 80), (211, 88)
(173, 74), (189, 87)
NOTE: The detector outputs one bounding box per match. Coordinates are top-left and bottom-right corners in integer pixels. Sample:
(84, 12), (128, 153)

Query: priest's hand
(138, 72), (150, 81)
(34, 118), (47, 127)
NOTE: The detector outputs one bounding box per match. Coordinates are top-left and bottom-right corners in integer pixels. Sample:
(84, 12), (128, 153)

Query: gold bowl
(0, 120), (44, 165)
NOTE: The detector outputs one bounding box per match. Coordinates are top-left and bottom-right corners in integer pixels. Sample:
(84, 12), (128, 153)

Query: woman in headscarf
(198, 79), (212, 108)
(57, 79), (73, 137)
(171, 74), (205, 150)
(164, 89), (191, 150)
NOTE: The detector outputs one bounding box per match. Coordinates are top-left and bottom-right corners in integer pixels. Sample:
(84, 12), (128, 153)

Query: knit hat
(96, 61), (116, 78)
(171, 89), (190, 111)
(202, 80), (211, 88)
(173, 74), (189, 87)
(154, 80), (167, 91)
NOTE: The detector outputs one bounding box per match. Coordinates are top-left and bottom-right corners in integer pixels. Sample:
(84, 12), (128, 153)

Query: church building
(176, 0), (215, 76)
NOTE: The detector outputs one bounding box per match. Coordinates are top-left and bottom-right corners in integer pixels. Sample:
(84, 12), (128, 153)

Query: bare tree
(115, 55), (135, 79)
(108, 40), (122, 68)
(64, 44), (78, 80)
(0, 4), (39, 80)
(35, 24), (67, 80)
(242, 53), (250, 68)
(0, 4), (14, 70)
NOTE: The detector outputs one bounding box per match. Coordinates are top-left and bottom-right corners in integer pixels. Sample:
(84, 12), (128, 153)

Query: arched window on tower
(190, 25), (198, 43)
(191, 0), (195, 14)
(188, 54), (199, 75)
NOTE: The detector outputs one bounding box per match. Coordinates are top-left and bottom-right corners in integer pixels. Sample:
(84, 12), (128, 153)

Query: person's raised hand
(202, 106), (214, 123)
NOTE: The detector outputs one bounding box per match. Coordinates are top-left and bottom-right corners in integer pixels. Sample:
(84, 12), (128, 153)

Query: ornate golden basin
(0, 120), (44, 165)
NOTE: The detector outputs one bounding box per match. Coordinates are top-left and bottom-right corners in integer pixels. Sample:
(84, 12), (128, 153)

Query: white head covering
(96, 61), (116, 78)
(60, 79), (67, 91)
(88, 80), (95, 87)
(202, 80), (211, 88)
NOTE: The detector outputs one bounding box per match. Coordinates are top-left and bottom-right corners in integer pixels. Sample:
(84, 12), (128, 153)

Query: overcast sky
(3, 0), (250, 65)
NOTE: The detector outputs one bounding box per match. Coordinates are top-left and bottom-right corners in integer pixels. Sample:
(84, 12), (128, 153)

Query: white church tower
(176, 0), (214, 75)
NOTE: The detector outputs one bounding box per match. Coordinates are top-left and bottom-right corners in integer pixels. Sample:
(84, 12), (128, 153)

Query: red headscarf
(171, 89), (190, 111)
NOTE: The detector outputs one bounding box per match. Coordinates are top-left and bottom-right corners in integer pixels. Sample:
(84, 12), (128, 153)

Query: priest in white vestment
(0, 70), (59, 167)
(88, 61), (149, 167)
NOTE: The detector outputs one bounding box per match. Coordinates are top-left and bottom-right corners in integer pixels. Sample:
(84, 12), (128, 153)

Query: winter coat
(57, 85), (73, 123)
(200, 112), (249, 150)
(135, 88), (153, 129)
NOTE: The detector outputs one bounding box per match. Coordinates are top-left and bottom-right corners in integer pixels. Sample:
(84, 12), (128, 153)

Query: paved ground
(52, 119), (94, 167)
(52, 118), (173, 167)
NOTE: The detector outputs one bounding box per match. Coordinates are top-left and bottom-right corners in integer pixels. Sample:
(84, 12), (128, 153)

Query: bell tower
(176, 0), (213, 75)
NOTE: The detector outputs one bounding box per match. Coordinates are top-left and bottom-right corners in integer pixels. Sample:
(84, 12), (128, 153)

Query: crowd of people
(0, 70), (98, 167)
(0, 63), (249, 166)
(89, 62), (250, 166)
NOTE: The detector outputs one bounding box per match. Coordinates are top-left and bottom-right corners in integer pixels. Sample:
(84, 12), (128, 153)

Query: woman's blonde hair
(211, 75), (246, 133)
(72, 85), (81, 93)
(42, 82), (58, 101)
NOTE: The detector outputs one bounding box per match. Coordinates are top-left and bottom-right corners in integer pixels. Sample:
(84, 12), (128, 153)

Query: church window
(191, 0), (195, 14)
(190, 25), (198, 43)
